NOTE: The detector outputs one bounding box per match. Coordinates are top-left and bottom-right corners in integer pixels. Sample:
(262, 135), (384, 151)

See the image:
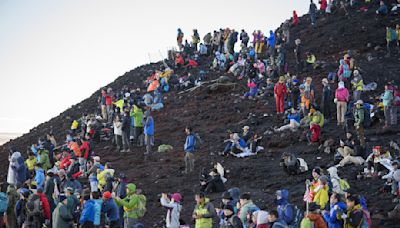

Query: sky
(0, 0), (310, 134)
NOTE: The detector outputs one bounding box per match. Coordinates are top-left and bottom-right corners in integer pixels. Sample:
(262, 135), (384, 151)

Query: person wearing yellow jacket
(192, 193), (215, 228)
(313, 175), (330, 210)
(309, 108), (325, 128)
(351, 70), (364, 102)
(97, 163), (115, 191)
(114, 99), (124, 113)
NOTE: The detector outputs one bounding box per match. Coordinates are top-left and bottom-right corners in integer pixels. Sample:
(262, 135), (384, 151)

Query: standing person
(294, 39), (302, 73)
(114, 173), (127, 228)
(354, 100), (366, 147)
(183, 127), (196, 174)
(15, 189), (30, 227)
(102, 192), (121, 228)
(282, 20), (290, 44)
(240, 29), (249, 47)
(192, 193), (216, 228)
(144, 110), (154, 155)
(274, 76), (287, 114)
(386, 26), (398, 57)
(382, 84), (394, 128)
(80, 190), (96, 228)
(321, 78), (332, 121)
(322, 193), (346, 228)
(335, 81), (349, 127)
(87, 156), (101, 193)
(53, 194), (73, 228)
(7, 147), (25, 186)
(237, 193), (258, 225)
(160, 193), (182, 228)
(132, 105), (144, 147)
(177, 28), (184, 51)
(6, 185), (19, 228)
(25, 188), (51, 228)
(309, 0), (318, 26)
(115, 183), (146, 227)
(351, 70), (364, 102)
(192, 29), (200, 51)
(100, 89), (108, 121)
(343, 196), (364, 228)
(121, 109), (131, 153)
(113, 115), (123, 152)
(292, 10), (299, 26)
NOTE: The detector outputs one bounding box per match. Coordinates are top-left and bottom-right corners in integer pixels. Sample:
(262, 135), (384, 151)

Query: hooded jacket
(184, 133), (196, 153)
(313, 185), (329, 210)
(102, 198), (120, 222)
(38, 149), (51, 171)
(98, 168), (115, 191)
(53, 202), (73, 228)
(382, 90), (393, 107)
(354, 106), (364, 127)
(335, 88), (349, 102)
(193, 198), (215, 228)
(115, 183), (143, 219)
(257, 210), (269, 227)
(160, 197), (182, 228)
(37, 192), (51, 219)
(327, 167), (344, 195)
(35, 168), (45, 189)
(344, 204), (363, 228)
(277, 189), (293, 225)
(307, 213), (327, 228)
(239, 200), (257, 224)
(80, 199), (96, 224)
(323, 201), (347, 228)
(144, 111), (154, 136)
(7, 151), (24, 185)
(131, 105), (144, 127)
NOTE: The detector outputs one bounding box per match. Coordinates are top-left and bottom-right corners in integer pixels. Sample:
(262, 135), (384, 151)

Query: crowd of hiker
(2, 0), (400, 227)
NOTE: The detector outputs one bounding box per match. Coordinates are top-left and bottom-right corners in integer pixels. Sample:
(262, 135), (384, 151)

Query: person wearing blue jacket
(323, 193), (346, 228)
(79, 191), (96, 227)
(309, 0), (317, 26)
(184, 126), (196, 174)
(268, 30), (276, 57)
(376, 0), (388, 15)
(92, 191), (102, 227)
(102, 191), (120, 227)
(144, 110), (154, 155)
(115, 173), (127, 227)
(275, 189), (294, 225)
(34, 165), (45, 189)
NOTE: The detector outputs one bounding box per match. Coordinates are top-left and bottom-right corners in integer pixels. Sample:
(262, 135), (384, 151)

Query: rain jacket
(276, 189), (294, 225)
(52, 202), (73, 228)
(184, 133), (196, 153)
(354, 107), (364, 127)
(193, 198), (215, 228)
(274, 83), (287, 96)
(102, 199), (120, 222)
(34, 168), (45, 189)
(306, 213), (327, 228)
(98, 168), (115, 191)
(144, 112), (154, 136)
(160, 197), (182, 228)
(344, 204), (363, 228)
(25, 157), (37, 171)
(311, 111), (325, 127)
(313, 185), (329, 210)
(38, 149), (51, 171)
(239, 200), (257, 224)
(323, 201), (347, 228)
(131, 105), (144, 127)
(115, 184), (143, 219)
(79, 199), (96, 224)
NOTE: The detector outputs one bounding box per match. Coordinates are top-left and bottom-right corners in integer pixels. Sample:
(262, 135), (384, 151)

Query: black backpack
(26, 195), (43, 218)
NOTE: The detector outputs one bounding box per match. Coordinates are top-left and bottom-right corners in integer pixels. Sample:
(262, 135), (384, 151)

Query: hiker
(292, 10), (299, 26)
(307, 123), (321, 144)
(114, 173), (127, 227)
(287, 77), (300, 109)
(6, 184), (19, 228)
(121, 109), (132, 153)
(65, 187), (79, 219)
(327, 166), (349, 196)
(34, 164), (45, 189)
(243, 78), (258, 100)
(321, 78), (332, 120)
(102, 191), (121, 227)
(267, 30), (276, 57)
(25, 188), (51, 227)
(365, 146), (392, 176)
(192, 192), (216, 228)
(274, 76), (287, 114)
(323, 192), (347, 228)
(144, 110), (154, 155)
(237, 193), (258, 224)
(376, 0), (388, 15)
(7, 148), (27, 186)
(320, 0), (327, 11)
(240, 29), (249, 47)
(382, 84), (394, 128)
(387, 26), (398, 57)
(100, 89), (108, 121)
(350, 70), (363, 102)
(115, 183), (146, 227)
(275, 109), (300, 132)
(302, 202), (327, 228)
(177, 28), (184, 51)
(280, 152), (308, 175)
(275, 189), (295, 225)
(217, 190), (239, 226)
(268, 210), (287, 228)
(337, 59), (351, 82)
(160, 193), (182, 228)
(335, 81), (350, 127)
(309, 108), (325, 128)
(192, 29), (200, 51)
(131, 105), (144, 146)
(294, 39), (302, 73)
(53, 194), (73, 228)
(343, 196), (364, 228)
(98, 162), (115, 192)
(306, 52), (317, 71)
(221, 204), (243, 228)
(87, 156), (101, 192)
(313, 175), (330, 210)
(261, 78), (275, 98)
(184, 126), (196, 174)
(337, 132), (363, 164)
(354, 100), (366, 147)
(79, 190), (96, 227)
(200, 168), (226, 194)
(229, 133), (248, 155)
(241, 126), (253, 144)
(113, 115), (123, 152)
(15, 188), (30, 227)
(309, 0), (318, 26)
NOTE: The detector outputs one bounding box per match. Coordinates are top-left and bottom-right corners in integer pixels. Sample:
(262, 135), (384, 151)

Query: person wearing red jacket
(308, 123), (321, 143)
(274, 76), (287, 114)
(59, 151), (72, 170)
(37, 188), (51, 220)
(292, 10), (299, 26)
(320, 0), (327, 11)
(79, 137), (90, 172)
(175, 53), (184, 68)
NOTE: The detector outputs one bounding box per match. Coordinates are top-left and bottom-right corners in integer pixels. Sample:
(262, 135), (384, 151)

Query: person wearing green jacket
(354, 100), (365, 147)
(131, 105), (144, 146)
(52, 194), (73, 228)
(115, 183), (144, 227)
(238, 193), (258, 225)
(382, 85), (394, 128)
(38, 148), (51, 171)
(192, 193), (215, 228)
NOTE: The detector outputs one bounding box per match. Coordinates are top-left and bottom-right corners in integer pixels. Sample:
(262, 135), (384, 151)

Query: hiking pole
(158, 50), (169, 68)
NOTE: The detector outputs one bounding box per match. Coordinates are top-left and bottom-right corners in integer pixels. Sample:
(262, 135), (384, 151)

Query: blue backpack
(0, 192), (7, 213)
(283, 204), (303, 228)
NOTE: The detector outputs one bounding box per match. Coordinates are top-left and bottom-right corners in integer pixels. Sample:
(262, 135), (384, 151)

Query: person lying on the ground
(199, 168), (226, 194)
(365, 146), (393, 177)
(280, 152), (308, 175)
(275, 109), (301, 132)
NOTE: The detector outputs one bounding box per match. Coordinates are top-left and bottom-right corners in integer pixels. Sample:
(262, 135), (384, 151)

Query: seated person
(220, 132), (248, 155)
(307, 123), (321, 144)
(365, 146), (392, 176)
(337, 132), (362, 158)
(261, 78), (275, 98)
(151, 89), (164, 111)
(200, 168), (226, 193)
(280, 152), (308, 175)
(242, 126), (253, 144)
(275, 109), (300, 132)
(306, 52), (317, 70)
(175, 53), (185, 68)
(309, 108), (324, 128)
(248, 133), (263, 154)
(243, 78), (258, 100)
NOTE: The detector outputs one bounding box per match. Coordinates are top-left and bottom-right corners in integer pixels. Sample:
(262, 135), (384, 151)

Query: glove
(341, 214), (347, 219)
(305, 179), (311, 186)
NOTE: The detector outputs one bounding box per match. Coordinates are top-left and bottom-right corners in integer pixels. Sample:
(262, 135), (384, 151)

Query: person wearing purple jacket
(335, 81), (349, 127)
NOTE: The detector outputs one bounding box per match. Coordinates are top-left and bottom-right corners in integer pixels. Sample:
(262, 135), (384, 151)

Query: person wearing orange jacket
(274, 76), (287, 114)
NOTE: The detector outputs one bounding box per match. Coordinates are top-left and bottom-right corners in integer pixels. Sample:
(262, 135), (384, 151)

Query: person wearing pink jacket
(335, 81), (350, 127)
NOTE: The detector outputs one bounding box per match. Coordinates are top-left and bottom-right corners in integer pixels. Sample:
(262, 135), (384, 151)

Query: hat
(292, 79), (299, 84)
(355, 100), (364, 105)
(93, 156), (100, 162)
(299, 84), (306, 90)
(59, 194), (67, 202)
(222, 191), (233, 200)
(171, 193), (182, 203)
(223, 204), (235, 212)
(309, 202), (320, 212)
(353, 70), (360, 76)
(322, 78), (329, 84)
(65, 187), (74, 193)
(338, 81), (345, 89)
(279, 76), (285, 83)
(103, 191), (112, 199)
(243, 126), (250, 131)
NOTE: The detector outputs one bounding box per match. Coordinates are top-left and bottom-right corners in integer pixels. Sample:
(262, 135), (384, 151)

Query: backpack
(339, 178), (351, 192)
(343, 65), (351, 78)
(360, 208), (372, 228)
(194, 133), (203, 149)
(136, 194), (146, 218)
(0, 192), (8, 213)
(288, 204), (303, 228)
(26, 195), (43, 218)
(300, 217), (314, 228)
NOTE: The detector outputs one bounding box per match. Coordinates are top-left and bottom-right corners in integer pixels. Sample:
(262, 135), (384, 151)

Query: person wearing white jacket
(160, 193), (182, 228)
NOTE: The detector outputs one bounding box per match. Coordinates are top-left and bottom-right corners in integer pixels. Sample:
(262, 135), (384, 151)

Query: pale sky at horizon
(0, 0), (310, 134)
